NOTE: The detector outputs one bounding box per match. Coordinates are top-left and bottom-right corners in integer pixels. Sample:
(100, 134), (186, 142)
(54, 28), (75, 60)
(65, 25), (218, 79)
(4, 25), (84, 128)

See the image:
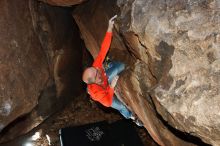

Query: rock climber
(82, 15), (143, 126)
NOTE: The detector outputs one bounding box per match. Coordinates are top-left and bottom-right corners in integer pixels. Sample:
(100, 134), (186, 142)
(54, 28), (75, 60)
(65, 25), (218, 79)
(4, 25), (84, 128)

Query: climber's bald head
(82, 67), (103, 85)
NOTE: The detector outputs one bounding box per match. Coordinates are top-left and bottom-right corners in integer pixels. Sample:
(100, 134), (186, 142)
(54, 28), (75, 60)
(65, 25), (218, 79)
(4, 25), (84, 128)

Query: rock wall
(117, 0), (220, 145)
(0, 0), (83, 143)
(73, 0), (220, 145)
(0, 0), (50, 135)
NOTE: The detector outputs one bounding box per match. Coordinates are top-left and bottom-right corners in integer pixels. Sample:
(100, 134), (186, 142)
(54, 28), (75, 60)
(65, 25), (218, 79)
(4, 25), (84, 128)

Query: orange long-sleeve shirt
(87, 32), (114, 107)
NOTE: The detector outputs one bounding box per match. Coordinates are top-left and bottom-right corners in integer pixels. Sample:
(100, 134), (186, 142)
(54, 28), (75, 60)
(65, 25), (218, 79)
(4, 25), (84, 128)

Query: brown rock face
(117, 0), (220, 145)
(0, 0), (49, 135)
(0, 0), (83, 143)
(74, 0), (220, 145)
(39, 0), (86, 6)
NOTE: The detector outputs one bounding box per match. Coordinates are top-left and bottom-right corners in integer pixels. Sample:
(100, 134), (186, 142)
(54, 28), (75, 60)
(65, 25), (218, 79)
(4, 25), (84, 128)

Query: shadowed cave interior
(0, 0), (219, 146)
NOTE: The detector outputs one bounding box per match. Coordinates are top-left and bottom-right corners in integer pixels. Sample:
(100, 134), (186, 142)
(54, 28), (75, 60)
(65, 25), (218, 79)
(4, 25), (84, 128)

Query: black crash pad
(59, 120), (144, 146)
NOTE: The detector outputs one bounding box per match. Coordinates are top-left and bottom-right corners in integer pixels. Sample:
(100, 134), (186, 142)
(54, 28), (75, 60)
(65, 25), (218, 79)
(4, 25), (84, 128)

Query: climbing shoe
(133, 118), (144, 127)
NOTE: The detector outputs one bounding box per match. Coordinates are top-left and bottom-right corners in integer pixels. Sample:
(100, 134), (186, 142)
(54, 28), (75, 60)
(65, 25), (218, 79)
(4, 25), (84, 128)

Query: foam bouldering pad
(59, 120), (144, 146)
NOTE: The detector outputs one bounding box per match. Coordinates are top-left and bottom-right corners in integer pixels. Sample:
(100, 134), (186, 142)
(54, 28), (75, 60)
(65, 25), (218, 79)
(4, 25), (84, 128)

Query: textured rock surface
(0, 0), (83, 143)
(39, 0), (86, 6)
(0, 0), (49, 135)
(117, 0), (220, 145)
(74, 0), (220, 145)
